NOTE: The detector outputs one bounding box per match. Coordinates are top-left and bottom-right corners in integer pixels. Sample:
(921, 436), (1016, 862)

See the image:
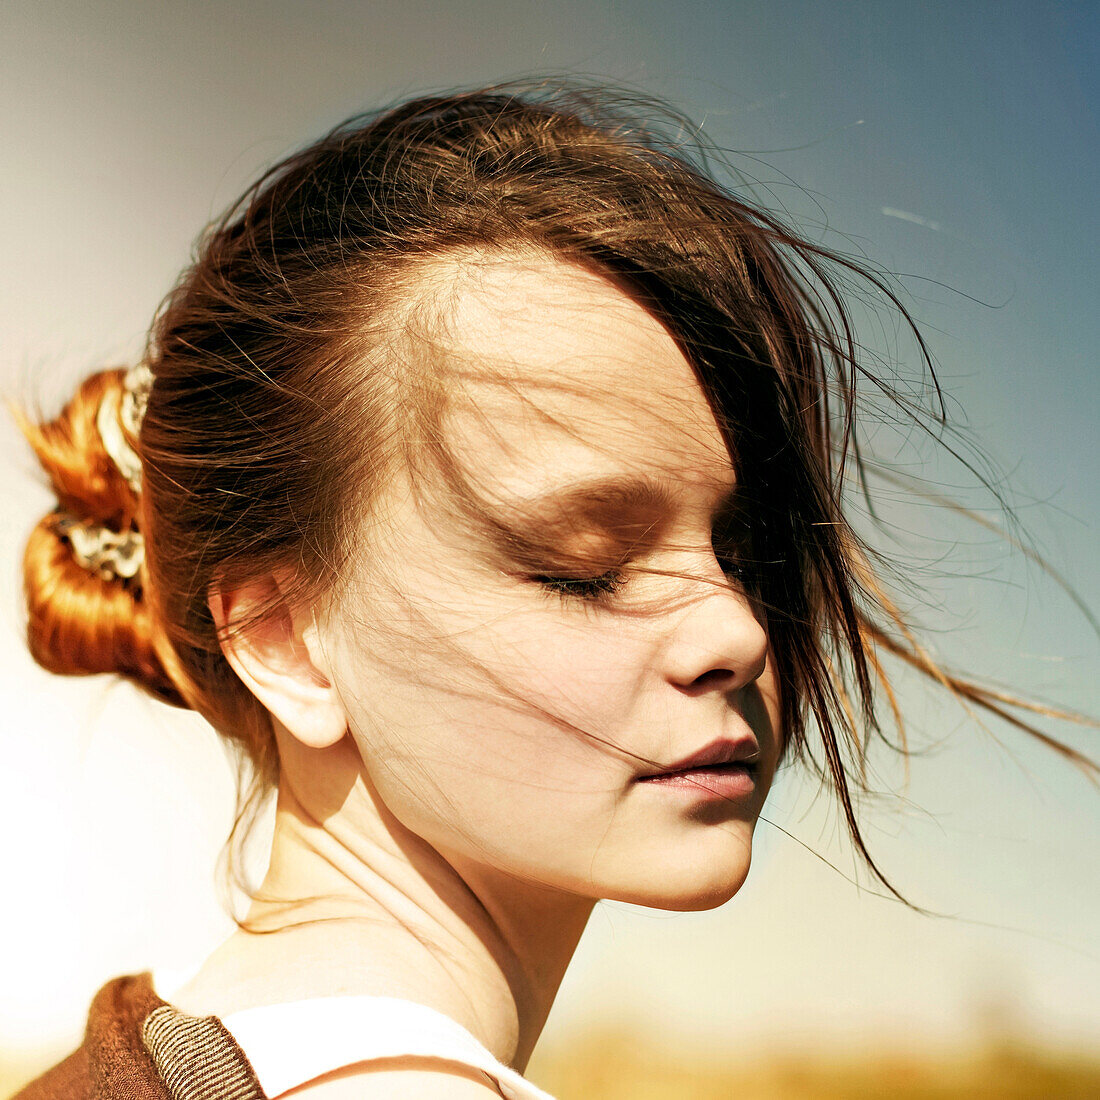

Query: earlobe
(208, 578), (347, 749)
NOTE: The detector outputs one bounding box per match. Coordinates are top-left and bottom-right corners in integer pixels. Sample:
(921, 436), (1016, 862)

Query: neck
(236, 730), (594, 1071)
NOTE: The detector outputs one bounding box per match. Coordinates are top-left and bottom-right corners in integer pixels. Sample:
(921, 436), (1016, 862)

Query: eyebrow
(469, 472), (739, 567)
(499, 475), (679, 521)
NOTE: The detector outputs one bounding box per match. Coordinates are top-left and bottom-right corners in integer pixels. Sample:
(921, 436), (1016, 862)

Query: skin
(177, 255), (782, 1095)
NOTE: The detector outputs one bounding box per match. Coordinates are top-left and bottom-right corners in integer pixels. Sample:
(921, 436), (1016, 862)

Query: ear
(208, 575), (347, 749)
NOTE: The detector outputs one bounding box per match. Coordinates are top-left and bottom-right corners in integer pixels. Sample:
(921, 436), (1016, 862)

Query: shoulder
(274, 1059), (506, 1099)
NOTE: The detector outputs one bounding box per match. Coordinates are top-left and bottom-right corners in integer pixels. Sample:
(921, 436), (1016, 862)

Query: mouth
(635, 737), (761, 798)
(636, 760), (758, 798)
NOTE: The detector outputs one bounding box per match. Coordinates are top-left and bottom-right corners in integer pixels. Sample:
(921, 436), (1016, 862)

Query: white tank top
(152, 969), (556, 1100)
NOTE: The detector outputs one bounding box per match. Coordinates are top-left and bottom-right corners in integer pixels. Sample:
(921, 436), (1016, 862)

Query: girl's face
(321, 255), (781, 911)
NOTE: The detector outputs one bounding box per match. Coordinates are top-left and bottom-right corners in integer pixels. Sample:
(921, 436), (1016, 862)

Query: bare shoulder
(275, 1059), (507, 1099)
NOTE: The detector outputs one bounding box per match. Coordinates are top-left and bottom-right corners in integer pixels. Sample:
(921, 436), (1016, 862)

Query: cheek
(484, 612), (652, 726)
(343, 609), (651, 793)
(328, 596), (663, 887)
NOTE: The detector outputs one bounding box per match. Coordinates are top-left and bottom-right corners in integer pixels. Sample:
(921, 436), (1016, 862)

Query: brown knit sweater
(13, 973), (267, 1099)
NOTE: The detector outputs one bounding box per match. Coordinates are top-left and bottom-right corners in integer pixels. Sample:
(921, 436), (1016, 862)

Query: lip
(636, 763), (757, 799)
(637, 736), (761, 779)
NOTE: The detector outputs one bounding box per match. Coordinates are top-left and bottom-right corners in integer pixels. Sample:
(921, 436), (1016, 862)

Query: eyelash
(530, 545), (752, 605)
(531, 570), (626, 602)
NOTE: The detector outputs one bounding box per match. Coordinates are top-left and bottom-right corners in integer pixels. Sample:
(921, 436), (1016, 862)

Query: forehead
(424, 252), (733, 497)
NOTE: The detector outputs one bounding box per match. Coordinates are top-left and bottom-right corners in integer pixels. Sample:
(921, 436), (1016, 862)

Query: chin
(604, 850), (753, 913)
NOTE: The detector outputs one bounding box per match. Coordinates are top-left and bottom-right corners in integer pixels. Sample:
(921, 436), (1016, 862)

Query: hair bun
(16, 368), (183, 705)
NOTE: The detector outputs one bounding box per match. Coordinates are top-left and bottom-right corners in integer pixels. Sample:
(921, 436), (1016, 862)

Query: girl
(12, 83), (1092, 1099)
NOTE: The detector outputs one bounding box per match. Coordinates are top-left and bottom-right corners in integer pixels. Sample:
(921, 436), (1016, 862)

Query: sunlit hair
(15, 81), (1095, 908)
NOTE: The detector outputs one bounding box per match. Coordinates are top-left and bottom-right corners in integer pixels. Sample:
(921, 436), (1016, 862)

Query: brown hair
(14, 81), (1095, 906)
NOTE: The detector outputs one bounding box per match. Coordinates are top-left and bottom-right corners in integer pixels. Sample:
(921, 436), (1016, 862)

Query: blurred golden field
(8, 1030), (1098, 1099)
(525, 1030), (1100, 1099)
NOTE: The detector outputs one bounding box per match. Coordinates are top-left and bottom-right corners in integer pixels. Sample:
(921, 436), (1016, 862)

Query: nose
(661, 561), (769, 694)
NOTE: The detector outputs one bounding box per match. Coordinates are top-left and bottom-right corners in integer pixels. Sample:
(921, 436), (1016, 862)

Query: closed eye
(531, 570), (625, 602)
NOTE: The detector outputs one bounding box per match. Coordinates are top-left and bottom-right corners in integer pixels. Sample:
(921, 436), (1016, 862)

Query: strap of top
(217, 995), (557, 1100)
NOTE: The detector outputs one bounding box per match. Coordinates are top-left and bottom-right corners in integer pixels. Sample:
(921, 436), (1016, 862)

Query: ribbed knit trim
(142, 1005), (267, 1100)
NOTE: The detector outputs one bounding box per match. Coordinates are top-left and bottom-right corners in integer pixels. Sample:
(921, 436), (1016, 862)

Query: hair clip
(96, 363), (153, 495)
(121, 362), (153, 438)
(96, 390), (142, 494)
(50, 511), (144, 582)
(52, 364), (153, 583)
